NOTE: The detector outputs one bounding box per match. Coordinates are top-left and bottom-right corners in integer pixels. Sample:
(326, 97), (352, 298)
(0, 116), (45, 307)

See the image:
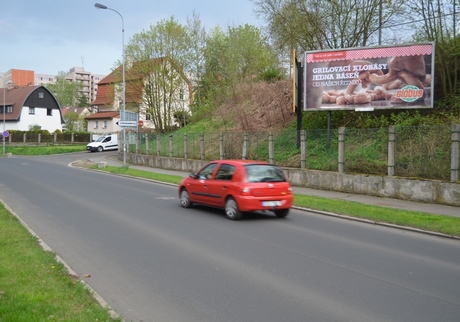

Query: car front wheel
(97, 146), (103, 152)
(274, 208), (290, 218)
(180, 189), (193, 208)
(225, 197), (243, 220)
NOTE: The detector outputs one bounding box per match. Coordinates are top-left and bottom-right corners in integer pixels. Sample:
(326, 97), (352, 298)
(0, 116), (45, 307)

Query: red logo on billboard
(312, 51), (347, 62)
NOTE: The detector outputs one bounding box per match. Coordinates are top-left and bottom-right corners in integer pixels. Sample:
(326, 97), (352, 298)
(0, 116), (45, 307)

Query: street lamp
(94, 2), (126, 166)
(1, 75), (6, 155)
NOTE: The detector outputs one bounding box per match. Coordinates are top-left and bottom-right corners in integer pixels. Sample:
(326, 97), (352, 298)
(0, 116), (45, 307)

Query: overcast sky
(0, 0), (261, 76)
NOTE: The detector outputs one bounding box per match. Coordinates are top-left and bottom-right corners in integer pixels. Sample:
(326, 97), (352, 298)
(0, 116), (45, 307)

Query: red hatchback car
(178, 160), (293, 220)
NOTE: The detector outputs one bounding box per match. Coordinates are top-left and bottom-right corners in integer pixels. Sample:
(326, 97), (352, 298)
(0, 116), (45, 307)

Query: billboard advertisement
(303, 43), (435, 111)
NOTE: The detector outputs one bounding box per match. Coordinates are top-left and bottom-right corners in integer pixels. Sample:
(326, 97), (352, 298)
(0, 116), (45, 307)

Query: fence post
(135, 134), (139, 154)
(388, 125), (396, 176)
(242, 133), (248, 160)
(23, 133), (26, 144)
(145, 134), (149, 154)
(71, 133), (74, 143)
(54, 132), (57, 143)
(169, 134), (173, 158)
(200, 133), (205, 160)
(269, 132), (274, 164)
(300, 130), (306, 169)
(38, 133), (41, 144)
(338, 127), (345, 173)
(184, 133), (188, 159)
(156, 134), (160, 156)
(451, 124), (460, 182)
(220, 133), (224, 160)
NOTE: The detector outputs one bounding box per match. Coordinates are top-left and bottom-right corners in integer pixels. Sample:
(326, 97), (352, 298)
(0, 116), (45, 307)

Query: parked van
(86, 134), (119, 152)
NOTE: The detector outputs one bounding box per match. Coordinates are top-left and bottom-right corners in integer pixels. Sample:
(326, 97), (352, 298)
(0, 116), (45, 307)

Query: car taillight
(241, 187), (251, 195)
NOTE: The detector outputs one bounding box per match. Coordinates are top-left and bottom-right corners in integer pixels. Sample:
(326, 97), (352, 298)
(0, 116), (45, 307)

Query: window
(38, 92), (44, 98)
(47, 109), (52, 116)
(180, 89), (184, 100)
(103, 120), (107, 129)
(29, 107), (35, 115)
(215, 164), (236, 181)
(245, 165), (286, 183)
(94, 120), (98, 129)
(146, 113), (152, 121)
(7, 106), (12, 113)
(197, 163), (218, 180)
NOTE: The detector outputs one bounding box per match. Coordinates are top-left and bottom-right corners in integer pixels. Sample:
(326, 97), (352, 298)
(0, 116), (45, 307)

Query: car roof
(210, 160), (270, 166)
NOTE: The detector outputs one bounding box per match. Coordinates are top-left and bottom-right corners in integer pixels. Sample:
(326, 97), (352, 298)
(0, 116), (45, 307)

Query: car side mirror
(189, 173), (199, 179)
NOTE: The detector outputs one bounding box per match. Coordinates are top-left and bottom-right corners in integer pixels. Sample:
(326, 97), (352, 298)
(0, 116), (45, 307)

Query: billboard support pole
(296, 60), (303, 149)
(327, 111), (331, 150)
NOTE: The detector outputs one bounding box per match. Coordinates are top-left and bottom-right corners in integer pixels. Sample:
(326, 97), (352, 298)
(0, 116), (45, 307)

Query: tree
(124, 17), (193, 132)
(63, 111), (80, 132)
(186, 12), (208, 107)
(198, 24), (280, 108)
(251, 0), (407, 52)
(46, 71), (83, 107)
(406, 0), (460, 98)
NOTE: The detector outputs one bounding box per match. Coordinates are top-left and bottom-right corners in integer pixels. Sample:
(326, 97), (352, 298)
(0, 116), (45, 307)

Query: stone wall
(122, 153), (460, 207)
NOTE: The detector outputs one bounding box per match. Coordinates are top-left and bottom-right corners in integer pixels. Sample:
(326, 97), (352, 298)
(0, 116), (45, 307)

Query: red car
(178, 160), (293, 220)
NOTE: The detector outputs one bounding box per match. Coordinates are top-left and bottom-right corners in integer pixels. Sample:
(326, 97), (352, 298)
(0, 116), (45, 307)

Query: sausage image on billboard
(303, 43), (435, 111)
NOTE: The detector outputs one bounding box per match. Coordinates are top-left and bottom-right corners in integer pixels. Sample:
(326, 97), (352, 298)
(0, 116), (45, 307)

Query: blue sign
(2, 131), (9, 138)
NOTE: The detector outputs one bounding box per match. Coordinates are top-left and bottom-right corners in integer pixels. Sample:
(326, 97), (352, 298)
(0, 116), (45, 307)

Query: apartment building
(1, 68), (107, 104)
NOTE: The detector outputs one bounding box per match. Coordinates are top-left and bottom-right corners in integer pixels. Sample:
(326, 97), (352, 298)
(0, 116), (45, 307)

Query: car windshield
(244, 164), (286, 183)
(95, 136), (106, 142)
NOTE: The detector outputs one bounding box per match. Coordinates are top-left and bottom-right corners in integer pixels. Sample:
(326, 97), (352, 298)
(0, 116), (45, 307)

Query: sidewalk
(93, 153), (460, 218)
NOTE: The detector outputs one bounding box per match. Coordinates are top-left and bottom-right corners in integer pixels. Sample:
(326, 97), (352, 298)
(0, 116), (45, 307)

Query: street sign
(117, 121), (138, 127)
(2, 131), (8, 138)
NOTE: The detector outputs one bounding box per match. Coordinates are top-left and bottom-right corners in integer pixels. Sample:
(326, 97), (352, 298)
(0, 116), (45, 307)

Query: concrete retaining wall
(122, 153), (460, 207)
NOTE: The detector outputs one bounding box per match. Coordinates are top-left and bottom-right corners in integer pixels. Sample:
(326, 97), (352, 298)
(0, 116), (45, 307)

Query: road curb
(293, 206), (460, 241)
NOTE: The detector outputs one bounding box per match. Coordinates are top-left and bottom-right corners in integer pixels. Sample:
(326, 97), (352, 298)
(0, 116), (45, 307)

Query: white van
(86, 134), (119, 152)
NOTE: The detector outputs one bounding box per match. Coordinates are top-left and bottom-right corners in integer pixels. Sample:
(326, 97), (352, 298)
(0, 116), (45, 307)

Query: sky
(0, 0), (262, 76)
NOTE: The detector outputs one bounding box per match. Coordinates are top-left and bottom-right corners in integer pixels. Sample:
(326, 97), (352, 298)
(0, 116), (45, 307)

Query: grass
(0, 204), (121, 321)
(3, 145), (87, 156)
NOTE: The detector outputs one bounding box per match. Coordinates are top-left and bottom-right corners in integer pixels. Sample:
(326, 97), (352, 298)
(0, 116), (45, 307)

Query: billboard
(303, 43), (435, 111)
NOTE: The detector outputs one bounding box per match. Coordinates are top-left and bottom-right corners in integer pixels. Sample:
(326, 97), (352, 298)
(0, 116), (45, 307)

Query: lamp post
(95, 2), (126, 166)
(1, 75), (6, 155)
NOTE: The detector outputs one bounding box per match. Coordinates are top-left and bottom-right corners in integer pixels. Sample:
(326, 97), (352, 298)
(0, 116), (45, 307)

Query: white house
(84, 111), (120, 135)
(0, 84), (64, 132)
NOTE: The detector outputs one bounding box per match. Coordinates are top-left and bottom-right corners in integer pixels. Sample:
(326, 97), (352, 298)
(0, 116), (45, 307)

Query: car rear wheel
(274, 208), (290, 218)
(180, 189), (193, 208)
(225, 197), (243, 220)
(97, 146), (103, 152)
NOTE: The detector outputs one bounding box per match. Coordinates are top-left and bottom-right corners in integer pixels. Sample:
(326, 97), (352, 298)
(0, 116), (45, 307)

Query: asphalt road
(0, 152), (459, 322)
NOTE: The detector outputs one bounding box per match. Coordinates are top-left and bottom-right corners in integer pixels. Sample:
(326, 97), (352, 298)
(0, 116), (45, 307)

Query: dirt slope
(218, 80), (295, 132)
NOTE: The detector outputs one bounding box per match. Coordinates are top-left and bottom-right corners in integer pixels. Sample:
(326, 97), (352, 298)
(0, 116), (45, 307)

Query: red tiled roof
(92, 57), (192, 106)
(85, 111), (119, 120)
(61, 107), (89, 117)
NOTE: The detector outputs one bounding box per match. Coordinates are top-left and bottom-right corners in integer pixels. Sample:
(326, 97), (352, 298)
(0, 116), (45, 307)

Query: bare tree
(406, 0), (460, 97)
(252, 0), (407, 52)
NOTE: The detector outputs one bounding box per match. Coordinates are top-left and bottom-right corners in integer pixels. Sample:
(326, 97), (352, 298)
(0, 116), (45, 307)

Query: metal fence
(4, 132), (91, 144)
(127, 125), (460, 182)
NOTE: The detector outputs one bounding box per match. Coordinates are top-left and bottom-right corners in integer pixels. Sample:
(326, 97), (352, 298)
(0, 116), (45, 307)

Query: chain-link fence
(394, 126), (451, 180)
(127, 125), (458, 181)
